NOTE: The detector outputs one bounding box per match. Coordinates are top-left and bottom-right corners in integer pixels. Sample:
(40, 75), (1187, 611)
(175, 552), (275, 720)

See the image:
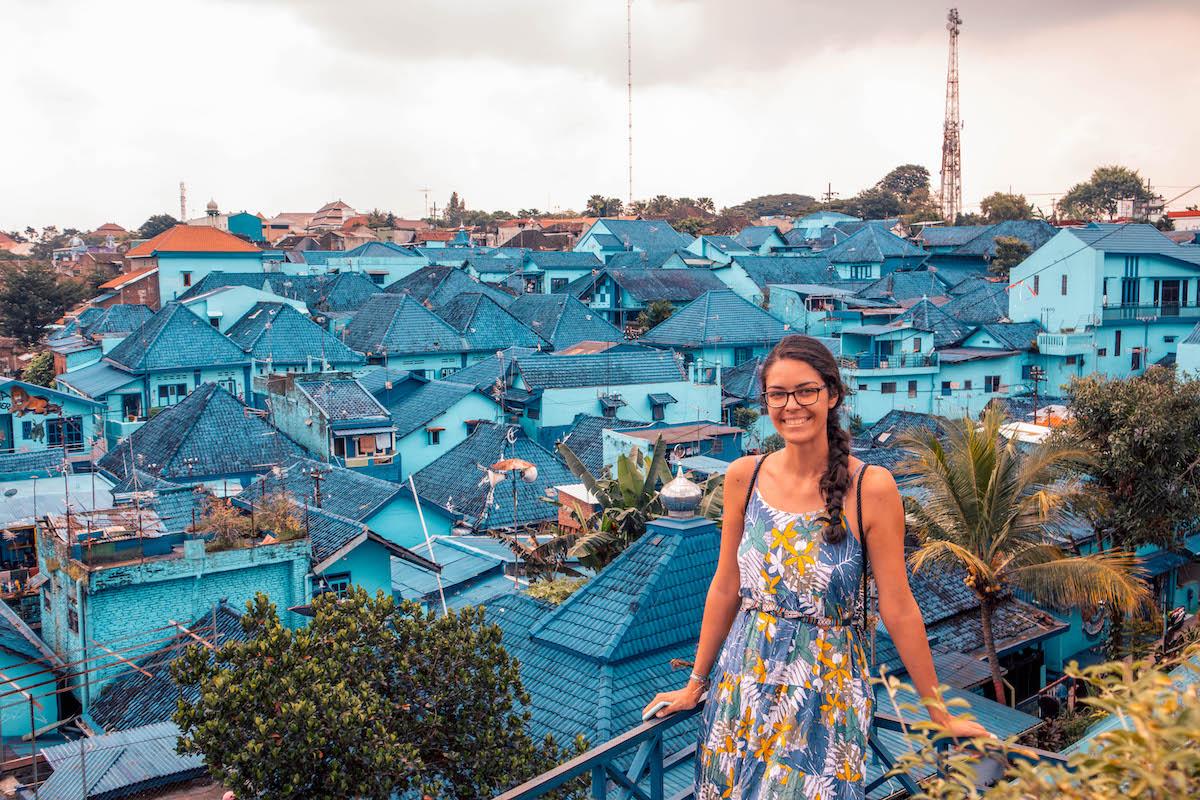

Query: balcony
(105, 417), (145, 442)
(1101, 302), (1200, 323)
(495, 696), (1071, 800)
(1036, 332), (1092, 357)
(840, 353), (940, 373)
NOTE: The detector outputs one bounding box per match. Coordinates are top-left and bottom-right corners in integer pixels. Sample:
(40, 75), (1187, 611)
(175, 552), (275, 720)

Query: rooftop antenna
(939, 8), (963, 224)
(180, 181), (187, 222)
(626, 0), (634, 208)
(419, 187), (431, 219)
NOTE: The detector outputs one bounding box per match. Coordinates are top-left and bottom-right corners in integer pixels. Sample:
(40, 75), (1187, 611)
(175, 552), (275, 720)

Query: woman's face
(763, 357), (838, 447)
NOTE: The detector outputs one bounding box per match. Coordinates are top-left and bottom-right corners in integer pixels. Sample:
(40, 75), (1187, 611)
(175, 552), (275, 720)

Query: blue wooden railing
(494, 697), (1072, 800)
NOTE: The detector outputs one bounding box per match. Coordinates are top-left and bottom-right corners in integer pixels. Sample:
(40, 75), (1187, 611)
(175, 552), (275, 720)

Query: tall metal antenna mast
(626, 0), (634, 208)
(179, 181), (187, 222)
(418, 187), (431, 218)
(939, 8), (963, 224)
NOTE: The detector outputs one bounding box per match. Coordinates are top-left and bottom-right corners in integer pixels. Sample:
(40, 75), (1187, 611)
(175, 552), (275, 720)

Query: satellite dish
(3, 488), (17, 497)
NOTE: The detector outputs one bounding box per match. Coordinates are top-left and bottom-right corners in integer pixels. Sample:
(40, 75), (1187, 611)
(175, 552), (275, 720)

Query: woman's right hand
(642, 681), (704, 720)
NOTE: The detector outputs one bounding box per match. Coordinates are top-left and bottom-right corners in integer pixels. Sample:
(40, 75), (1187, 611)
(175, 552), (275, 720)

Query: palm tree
(898, 408), (1152, 704)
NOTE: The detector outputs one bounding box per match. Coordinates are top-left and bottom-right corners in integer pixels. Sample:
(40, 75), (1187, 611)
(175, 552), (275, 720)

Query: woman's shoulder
(849, 456), (900, 499)
(724, 454), (762, 486)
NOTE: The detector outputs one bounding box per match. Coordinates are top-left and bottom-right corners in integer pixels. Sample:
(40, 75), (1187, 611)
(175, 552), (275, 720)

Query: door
(1157, 279), (1181, 315)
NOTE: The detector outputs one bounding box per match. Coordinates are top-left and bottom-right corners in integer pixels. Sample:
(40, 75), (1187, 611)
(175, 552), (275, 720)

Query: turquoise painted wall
(520, 380), (722, 432)
(182, 286), (307, 333)
(365, 496), (453, 550)
(156, 253), (265, 303)
(394, 393), (501, 479)
(227, 212), (264, 242)
(0, 388), (100, 455)
(316, 539), (394, 598)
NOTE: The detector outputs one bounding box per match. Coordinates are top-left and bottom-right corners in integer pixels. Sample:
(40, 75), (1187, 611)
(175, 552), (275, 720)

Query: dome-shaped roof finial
(660, 463), (703, 518)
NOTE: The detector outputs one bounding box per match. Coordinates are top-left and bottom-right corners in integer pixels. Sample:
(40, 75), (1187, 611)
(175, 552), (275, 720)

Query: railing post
(649, 733), (663, 800)
(592, 765), (608, 800)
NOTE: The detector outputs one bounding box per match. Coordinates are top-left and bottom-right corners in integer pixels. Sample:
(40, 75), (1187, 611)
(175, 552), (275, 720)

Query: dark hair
(759, 335), (851, 544)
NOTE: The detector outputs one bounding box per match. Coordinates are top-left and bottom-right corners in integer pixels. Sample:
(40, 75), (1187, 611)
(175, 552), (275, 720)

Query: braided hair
(759, 335), (852, 544)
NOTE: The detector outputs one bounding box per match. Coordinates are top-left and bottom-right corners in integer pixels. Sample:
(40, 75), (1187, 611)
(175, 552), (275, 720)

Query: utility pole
(822, 182), (838, 203)
(1029, 365), (1046, 424)
(939, 8), (963, 224)
(418, 187), (431, 218)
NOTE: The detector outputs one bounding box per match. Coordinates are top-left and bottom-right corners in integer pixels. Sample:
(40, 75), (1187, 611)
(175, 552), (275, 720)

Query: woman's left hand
(943, 716), (998, 740)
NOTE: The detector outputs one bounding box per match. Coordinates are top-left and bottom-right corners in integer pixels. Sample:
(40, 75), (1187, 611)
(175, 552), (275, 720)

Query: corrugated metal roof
(55, 361), (137, 398)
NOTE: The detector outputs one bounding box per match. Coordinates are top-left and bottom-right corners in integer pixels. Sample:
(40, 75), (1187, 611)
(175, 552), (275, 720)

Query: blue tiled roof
(151, 485), (207, 534)
(270, 272), (383, 312)
(893, 299), (974, 347)
(55, 360), (137, 398)
(860, 410), (948, 447)
(226, 302), (364, 366)
(601, 250), (680, 269)
(385, 265), (512, 309)
(106, 303), (248, 373)
(917, 224), (991, 248)
(640, 290), (790, 348)
(976, 321), (1042, 351)
(730, 254), (840, 288)
(721, 355), (763, 401)
(939, 281), (1011, 324)
(505, 294), (625, 350)
(342, 293), (467, 356)
(371, 378), (481, 438)
(700, 235), (753, 254)
(87, 602), (246, 733)
(857, 270), (951, 302)
(240, 456), (402, 523)
(340, 241), (413, 258)
(571, 267), (727, 304)
(36, 721), (206, 800)
(434, 293), (549, 352)
(1184, 322), (1200, 345)
(96, 384), (305, 482)
(411, 422), (573, 531)
(559, 414), (649, 477)
(296, 378), (390, 425)
(822, 225), (926, 264)
(304, 505), (371, 564)
(441, 347), (536, 393)
(951, 220), (1057, 258)
(591, 219), (694, 252)
(0, 604), (48, 662)
(176, 271), (271, 301)
(523, 251), (604, 270)
(1067, 223), (1200, 266)
(515, 350), (685, 390)
(833, 219), (901, 237)
(733, 226), (782, 248)
(81, 304), (155, 337)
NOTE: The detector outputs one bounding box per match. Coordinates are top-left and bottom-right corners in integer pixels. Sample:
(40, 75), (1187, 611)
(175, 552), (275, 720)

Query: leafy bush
(527, 576), (588, 605)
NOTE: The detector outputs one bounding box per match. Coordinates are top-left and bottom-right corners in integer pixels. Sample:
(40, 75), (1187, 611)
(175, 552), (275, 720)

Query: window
(217, 377), (238, 395)
(1164, 335), (1178, 343)
(1033, 275), (1039, 295)
(733, 347), (753, 365)
(157, 383), (188, 406)
(941, 381), (951, 397)
(426, 428), (442, 446)
(1060, 274), (1067, 295)
(850, 265), (873, 280)
(68, 608), (79, 633)
(551, 278), (568, 292)
(21, 420), (32, 439)
(439, 367), (455, 378)
(601, 404), (617, 418)
(857, 384), (867, 391)
(1132, 351), (1142, 371)
(1021, 365), (1033, 379)
(322, 573), (352, 598)
(710, 437), (723, 454)
(368, 273), (386, 285)
(525, 405), (539, 420)
(912, 338), (922, 353)
(1065, 355), (1077, 365)
(1097, 347), (1107, 357)
(1114, 330), (1122, 356)
(907, 380), (918, 398)
(985, 375), (1001, 393)
(47, 417), (84, 450)
(181, 271), (192, 287)
(963, 380), (973, 391)
(881, 382), (897, 395)
(652, 403), (665, 421)
(209, 317), (220, 327)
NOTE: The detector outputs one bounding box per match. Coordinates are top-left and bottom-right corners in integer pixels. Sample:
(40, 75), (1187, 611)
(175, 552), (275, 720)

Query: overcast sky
(3, 0), (1198, 231)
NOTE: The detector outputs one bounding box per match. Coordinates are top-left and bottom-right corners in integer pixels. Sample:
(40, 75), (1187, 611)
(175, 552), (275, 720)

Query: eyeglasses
(763, 386), (825, 408)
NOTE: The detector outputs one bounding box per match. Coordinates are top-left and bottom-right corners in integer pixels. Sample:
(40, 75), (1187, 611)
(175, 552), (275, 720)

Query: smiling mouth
(782, 417), (812, 427)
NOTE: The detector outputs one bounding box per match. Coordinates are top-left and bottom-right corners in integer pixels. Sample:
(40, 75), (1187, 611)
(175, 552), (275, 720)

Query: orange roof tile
(417, 230), (455, 242)
(126, 225), (261, 258)
(99, 265), (158, 290)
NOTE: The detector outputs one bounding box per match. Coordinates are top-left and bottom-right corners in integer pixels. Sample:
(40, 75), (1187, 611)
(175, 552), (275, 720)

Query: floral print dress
(695, 479), (873, 800)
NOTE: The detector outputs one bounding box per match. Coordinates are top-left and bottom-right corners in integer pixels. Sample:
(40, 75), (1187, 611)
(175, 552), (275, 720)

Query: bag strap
(743, 453), (768, 512)
(854, 462), (875, 665)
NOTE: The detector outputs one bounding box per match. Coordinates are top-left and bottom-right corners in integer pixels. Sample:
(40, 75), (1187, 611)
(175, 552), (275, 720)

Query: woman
(643, 335), (992, 799)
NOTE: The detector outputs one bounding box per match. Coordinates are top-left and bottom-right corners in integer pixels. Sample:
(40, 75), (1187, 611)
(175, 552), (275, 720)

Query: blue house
(922, 220), (1056, 282)
(384, 264), (514, 309)
(49, 304), (155, 373)
(227, 302), (364, 388)
(434, 293), (550, 362)
(180, 284), (308, 332)
(1179, 322), (1200, 376)
(304, 505), (440, 600)
(639, 289), (791, 370)
(766, 283), (899, 338)
(839, 322), (941, 424)
(264, 376), (396, 475)
(341, 293), (469, 376)
(733, 225), (788, 254)
(0, 601), (60, 739)
(0, 378), (102, 463)
(713, 254), (840, 305)
(179, 272), (383, 333)
(557, 414), (649, 477)
(856, 269), (953, 305)
(505, 294), (625, 351)
(324, 240), (428, 286)
(685, 235), (754, 264)
(391, 535), (531, 611)
(819, 224), (927, 280)
(1009, 224), (1200, 388)
(365, 371), (501, 479)
(789, 210), (861, 241)
(410, 421), (575, 534)
(573, 218), (694, 260)
(563, 267), (727, 329)
(124, 224), (266, 304)
(95, 382), (305, 492)
(520, 251), (604, 293)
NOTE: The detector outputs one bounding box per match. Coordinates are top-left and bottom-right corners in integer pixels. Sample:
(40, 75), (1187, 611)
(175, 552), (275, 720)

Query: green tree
(1061, 368), (1200, 655)
(705, 208), (754, 235)
(20, 351), (55, 387)
(901, 408), (1151, 703)
(844, 186), (904, 219)
(635, 299), (674, 331)
(173, 590), (584, 800)
(0, 262), (86, 346)
(732, 193), (817, 218)
(981, 192), (1035, 222)
(137, 214), (178, 239)
(987, 236), (1032, 279)
(1059, 165), (1152, 221)
(675, 216), (705, 236)
(877, 164), (931, 199)
(955, 212), (986, 225)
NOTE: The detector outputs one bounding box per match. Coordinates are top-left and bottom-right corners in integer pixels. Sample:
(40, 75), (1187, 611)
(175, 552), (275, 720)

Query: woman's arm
(860, 466), (952, 725)
(642, 456), (754, 718)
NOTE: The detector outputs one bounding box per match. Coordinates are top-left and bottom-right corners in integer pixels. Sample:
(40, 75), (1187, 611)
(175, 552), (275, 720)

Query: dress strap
(742, 453), (768, 512)
(854, 462), (875, 664)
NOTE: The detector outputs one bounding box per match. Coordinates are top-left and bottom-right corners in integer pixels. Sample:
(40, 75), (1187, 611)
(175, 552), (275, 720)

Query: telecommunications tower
(939, 8), (963, 224)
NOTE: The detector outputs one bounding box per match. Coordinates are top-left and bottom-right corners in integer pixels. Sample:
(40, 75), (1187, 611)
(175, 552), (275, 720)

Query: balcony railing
(840, 353), (940, 372)
(1036, 332), (1092, 357)
(494, 696), (1072, 800)
(1102, 302), (1200, 322)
